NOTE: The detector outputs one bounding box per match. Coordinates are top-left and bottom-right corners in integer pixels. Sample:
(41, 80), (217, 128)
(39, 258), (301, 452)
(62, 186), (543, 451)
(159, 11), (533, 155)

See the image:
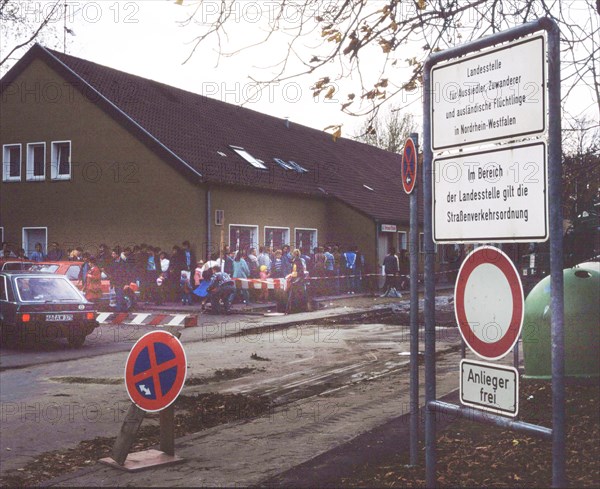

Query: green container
(522, 266), (600, 379)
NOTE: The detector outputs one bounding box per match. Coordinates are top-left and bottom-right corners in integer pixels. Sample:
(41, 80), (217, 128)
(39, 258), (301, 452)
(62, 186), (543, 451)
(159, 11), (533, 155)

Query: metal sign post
(408, 133), (420, 466)
(423, 18), (564, 487)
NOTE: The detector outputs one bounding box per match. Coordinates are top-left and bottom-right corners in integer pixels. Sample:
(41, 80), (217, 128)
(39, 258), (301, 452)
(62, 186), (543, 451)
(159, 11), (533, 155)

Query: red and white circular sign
(125, 331), (187, 412)
(401, 137), (417, 194)
(454, 246), (524, 361)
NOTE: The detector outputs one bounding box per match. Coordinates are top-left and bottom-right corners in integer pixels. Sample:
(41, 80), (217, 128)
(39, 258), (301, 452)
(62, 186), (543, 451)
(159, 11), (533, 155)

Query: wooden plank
(112, 403), (145, 465)
(160, 405), (175, 456)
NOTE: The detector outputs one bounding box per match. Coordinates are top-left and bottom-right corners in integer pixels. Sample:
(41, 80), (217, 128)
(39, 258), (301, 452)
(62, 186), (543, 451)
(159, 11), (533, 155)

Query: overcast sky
(3, 1), (598, 141)
(55, 0), (383, 136)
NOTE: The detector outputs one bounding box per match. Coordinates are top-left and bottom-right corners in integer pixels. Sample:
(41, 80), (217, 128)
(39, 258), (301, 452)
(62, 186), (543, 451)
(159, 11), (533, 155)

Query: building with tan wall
(1, 44), (420, 276)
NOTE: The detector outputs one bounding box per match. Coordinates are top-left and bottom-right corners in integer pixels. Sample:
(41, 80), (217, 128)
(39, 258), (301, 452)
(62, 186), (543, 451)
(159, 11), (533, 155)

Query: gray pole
(422, 18), (563, 486)
(409, 132), (420, 466)
(543, 18), (566, 488)
(423, 65), (437, 487)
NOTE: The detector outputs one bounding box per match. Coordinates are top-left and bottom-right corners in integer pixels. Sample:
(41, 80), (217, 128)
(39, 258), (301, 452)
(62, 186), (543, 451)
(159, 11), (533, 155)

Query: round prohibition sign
(125, 330), (187, 412)
(402, 137), (417, 194)
(454, 246), (524, 361)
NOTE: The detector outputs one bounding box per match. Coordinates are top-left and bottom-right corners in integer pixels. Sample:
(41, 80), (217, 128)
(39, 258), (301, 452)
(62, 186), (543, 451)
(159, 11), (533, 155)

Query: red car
(29, 261), (138, 311)
(29, 261), (112, 295)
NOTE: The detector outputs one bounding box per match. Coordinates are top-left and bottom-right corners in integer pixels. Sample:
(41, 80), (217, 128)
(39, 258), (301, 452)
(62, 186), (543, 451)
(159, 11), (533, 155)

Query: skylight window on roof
(230, 146), (268, 170)
(363, 184), (375, 191)
(217, 151), (227, 157)
(288, 160), (308, 173)
(274, 158), (294, 170)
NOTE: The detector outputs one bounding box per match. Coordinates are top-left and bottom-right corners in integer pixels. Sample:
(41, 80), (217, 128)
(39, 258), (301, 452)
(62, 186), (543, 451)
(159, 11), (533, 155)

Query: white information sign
(431, 34), (546, 151)
(433, 142), (547, 243)
(460, 359), (519, 417)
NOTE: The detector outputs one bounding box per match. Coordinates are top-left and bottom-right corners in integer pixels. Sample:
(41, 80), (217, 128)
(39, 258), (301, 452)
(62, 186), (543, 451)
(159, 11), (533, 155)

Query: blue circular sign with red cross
(402, 137), (417, 194)
(125, 331), (187, 412)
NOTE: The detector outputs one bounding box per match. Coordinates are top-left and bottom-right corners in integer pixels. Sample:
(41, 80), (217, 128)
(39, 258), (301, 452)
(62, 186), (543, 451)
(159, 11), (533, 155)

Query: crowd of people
(1, 240), (410, 314)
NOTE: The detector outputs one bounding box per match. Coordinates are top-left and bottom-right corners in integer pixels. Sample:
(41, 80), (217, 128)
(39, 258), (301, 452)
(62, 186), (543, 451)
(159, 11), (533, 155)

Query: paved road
(0, 293), (465, 483)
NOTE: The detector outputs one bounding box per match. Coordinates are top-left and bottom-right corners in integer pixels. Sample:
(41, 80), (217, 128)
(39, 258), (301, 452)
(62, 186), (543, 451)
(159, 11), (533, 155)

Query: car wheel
(68, 333), (86, 348)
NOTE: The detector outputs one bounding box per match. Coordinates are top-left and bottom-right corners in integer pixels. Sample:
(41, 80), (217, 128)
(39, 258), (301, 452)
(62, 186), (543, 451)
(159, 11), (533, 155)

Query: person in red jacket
(83, 256), (103, 302)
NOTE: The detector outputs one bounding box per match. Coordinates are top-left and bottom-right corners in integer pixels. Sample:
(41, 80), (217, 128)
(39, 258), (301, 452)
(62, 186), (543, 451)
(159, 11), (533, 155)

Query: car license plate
(46, 314), (74, 322)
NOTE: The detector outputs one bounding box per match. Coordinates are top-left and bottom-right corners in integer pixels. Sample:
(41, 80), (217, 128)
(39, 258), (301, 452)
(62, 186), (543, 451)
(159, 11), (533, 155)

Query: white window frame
(228, 224), (259, 252)
(2, 144), (22, 182)
(288, 160), (308, 173)
(294, 228), (318, 253)
(26, 142), (46, 181)
(22, 227), (48, 258)
(51, 140), (71, 180)
(263, 226), (290, 249)
(398, 231), (408, 251)
(230, 146), (268, 170)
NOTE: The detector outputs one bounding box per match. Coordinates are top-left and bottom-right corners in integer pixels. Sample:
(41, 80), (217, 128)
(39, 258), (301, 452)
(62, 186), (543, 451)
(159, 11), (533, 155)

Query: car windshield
(15, 277), (83, 302)
(29, 264), (60, 273)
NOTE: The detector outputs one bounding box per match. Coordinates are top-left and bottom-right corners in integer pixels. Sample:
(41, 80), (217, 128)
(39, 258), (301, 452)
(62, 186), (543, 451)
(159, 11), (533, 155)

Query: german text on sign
(460, 359), (519, 417)
(431, 34), (546, 151)
(433, 142), (547, 243)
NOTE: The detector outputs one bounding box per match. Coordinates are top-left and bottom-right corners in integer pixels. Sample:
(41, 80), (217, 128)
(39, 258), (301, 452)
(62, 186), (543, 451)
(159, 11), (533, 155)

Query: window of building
(229, 225), (259, 252)
(230, 146), (268, 170)
(26, 143), (45, 181)
(0, 227), (4, 243)
(51, 141), (71, 180)
(398, 231), (408, 251)
(2, 144), (21, 182)
(294, 228), (318, 255)
(288, 160), (308, 173)
(22, 227), (47, 258)
(264, 227), (290, 250)
(273, 158), (294, 170)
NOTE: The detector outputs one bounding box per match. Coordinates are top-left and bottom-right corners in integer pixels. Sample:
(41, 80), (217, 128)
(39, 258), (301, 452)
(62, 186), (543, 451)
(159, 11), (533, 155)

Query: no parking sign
(125, 331), (187, 412)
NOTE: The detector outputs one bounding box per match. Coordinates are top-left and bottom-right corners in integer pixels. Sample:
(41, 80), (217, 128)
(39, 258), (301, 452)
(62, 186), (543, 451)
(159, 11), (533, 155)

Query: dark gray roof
(2, 44), (419, 223)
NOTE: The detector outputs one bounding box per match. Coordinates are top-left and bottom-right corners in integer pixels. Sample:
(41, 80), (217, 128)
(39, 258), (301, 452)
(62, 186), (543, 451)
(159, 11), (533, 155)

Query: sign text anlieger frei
(431, 34), (546, 151)
(433, 142), (548, 242)
(460, 359), (519, 417)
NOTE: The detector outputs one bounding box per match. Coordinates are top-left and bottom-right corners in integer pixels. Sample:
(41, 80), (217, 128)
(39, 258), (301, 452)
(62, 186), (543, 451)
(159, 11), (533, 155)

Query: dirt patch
(314, 299), (457, 328)
(334, 379), (599, 488)
(0, 392), (271, 488)
(251, 353), (271, 362)
(49, 377), (123, 385)
(186, 367), (260, 385)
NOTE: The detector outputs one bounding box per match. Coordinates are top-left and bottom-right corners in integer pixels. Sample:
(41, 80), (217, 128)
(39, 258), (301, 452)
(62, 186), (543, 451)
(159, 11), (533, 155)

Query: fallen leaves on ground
(337, 379), (599, 487)
(0, 393), (271, 487)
